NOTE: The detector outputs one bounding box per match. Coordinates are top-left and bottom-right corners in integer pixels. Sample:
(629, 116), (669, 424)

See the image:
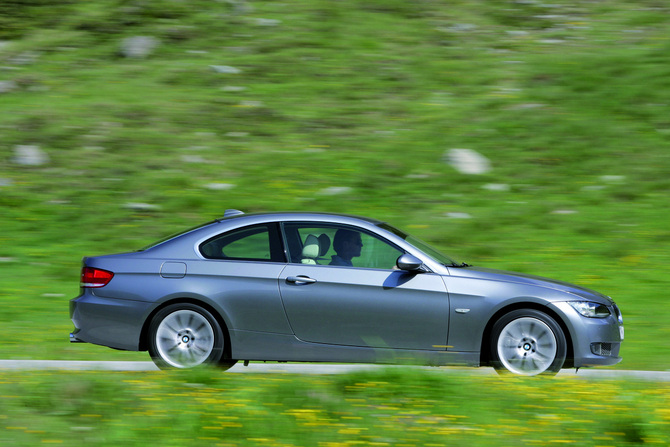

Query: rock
(319, 187), (352, 195)
(120, 36), (159, 58)
(0, 178), (12, 187)
(239, 100), (262, 107)
(506, 103), (546, 110)
(13, 145), (49, 166)
(204, 183), (236, 191)
(600, 175), (625, 182)
(551, 209), (578, 215)
(482, 183), (510, 192)
(255, 18), (281, 26)
(445, 149), (491, 175)
(210, 65), (242, 74)
(445, 212), (472, 219)
(0, 80), (18, 93)
(446, 23), (477, 32)
(221, 86), (247, 92)
(181, 155), (206, 163)
(8, 51), (40, 65)
(124, 203), (161, 211)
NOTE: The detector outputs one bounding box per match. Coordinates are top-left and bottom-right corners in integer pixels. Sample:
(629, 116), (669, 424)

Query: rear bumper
(69, 332), (85, 343)
(70, 291), (153, 351)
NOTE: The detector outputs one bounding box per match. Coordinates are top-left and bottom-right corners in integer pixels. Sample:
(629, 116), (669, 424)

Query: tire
(490, 309), (567, 376)
(148, 303), (231, 370)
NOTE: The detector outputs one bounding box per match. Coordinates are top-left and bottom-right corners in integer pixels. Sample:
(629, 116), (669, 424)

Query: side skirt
(229, 329), (480, 367)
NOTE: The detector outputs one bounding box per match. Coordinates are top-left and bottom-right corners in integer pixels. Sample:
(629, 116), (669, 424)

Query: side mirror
(396, 254), (424, 272)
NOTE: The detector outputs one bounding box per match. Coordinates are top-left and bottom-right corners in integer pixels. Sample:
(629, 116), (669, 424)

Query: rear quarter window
(199, 223), (285, 262)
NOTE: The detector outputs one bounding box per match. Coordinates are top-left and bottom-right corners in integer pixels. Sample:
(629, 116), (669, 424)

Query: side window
(283, 224), (403, 270)
(200, 224), (285, 262)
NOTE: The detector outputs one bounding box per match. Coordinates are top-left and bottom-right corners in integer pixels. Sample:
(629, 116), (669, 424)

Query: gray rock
(204, 183), (236, 191)
(210, 65), (242, 74)
(445, 212), (472, 219)
(482, 183), (510, 192)
(319, 186), (352, 195)
(0, 80), (18, 93)
(0, 178), (12, 187)
(121, 36), (159, 58)
(124, 202), (161, 211)
(13, 145), (49, 166)
(446, 23), (477, 32)
(506, 103), (546, 110)
(239, 100), (262, 107)
(600, 175), (625, 183)
(255, 18), (281, 26)
(8, 51), (40, 65)
(445, 149), (491, 175)
(221, 86), (247, 92)
(181, 155), (206, 163)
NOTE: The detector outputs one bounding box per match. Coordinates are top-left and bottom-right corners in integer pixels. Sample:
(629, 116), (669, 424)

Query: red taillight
(81, 267), (114, 288)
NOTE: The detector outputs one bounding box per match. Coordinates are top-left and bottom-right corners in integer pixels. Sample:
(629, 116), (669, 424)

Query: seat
(317, 234), (331, 258)
(301, 234), (320, 264)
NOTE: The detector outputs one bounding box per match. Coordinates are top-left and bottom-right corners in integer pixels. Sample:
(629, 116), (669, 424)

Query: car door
(190, 223), (292, 334)
(278, 223), (450, 350)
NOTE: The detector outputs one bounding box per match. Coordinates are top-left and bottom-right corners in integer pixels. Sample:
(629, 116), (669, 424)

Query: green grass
(2, 1), (670, 370)
(1, 367), (669, 446)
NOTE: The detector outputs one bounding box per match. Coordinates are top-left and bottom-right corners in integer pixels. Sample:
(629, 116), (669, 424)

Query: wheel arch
(139, 297), (235, 360)
(479, 301), (574, 368)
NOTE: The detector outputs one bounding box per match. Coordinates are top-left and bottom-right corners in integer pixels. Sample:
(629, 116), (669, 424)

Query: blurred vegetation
(1, 367), (670, 445)
(1, 0), (670, 370)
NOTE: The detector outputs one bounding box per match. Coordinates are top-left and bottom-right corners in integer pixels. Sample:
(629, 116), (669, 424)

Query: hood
(448, 266), (613, 304)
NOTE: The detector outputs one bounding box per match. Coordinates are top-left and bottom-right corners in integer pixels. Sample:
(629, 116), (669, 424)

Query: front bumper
(550, 301), (624, 368)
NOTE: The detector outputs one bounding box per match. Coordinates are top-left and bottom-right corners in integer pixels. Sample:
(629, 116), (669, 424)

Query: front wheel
(490, 309), (567, 376)
(148, 303), (231, 370)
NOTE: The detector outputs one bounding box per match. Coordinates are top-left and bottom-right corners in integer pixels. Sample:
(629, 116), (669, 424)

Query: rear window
(140, 221), (217, 251)
(199, 223), (286, 262)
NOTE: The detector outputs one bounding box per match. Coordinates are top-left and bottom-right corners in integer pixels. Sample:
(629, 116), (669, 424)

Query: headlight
(569, 301), (611, 318)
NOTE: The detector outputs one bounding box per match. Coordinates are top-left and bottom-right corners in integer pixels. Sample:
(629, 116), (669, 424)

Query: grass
(1, 367), (669, 446)
(1, 1), (670, 371)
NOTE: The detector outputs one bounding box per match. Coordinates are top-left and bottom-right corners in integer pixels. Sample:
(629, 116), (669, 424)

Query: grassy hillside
(2, 367), (669, 445)
(1, 1), (670, 368)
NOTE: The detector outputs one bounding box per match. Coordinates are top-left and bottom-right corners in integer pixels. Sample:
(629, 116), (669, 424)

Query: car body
(70, 210), (623, 375)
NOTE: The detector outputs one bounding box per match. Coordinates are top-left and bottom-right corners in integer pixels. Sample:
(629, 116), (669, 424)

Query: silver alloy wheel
(155, 309), (215, 368)
(496, 317), (558, 375)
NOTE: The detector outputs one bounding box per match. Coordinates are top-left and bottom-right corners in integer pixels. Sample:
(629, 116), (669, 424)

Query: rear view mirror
(396, 254), (424, 272)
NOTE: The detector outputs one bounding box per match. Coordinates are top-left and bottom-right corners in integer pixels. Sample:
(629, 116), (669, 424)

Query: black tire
(148, 303), (230, 370)
(490, 309), (567, 376)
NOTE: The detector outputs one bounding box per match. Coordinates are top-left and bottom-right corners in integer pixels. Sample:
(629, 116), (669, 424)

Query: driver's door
(278, 223), (450, 350)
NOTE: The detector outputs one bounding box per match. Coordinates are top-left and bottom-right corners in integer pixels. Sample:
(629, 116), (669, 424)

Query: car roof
(215, 211), (385, 225)
(140, 211), (388, 253)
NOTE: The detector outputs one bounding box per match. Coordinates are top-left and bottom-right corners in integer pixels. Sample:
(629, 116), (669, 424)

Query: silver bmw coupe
(70, 210), (623, 375)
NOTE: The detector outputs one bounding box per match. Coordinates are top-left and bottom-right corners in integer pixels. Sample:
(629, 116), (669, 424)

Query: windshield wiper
(449, 262), (472, 268)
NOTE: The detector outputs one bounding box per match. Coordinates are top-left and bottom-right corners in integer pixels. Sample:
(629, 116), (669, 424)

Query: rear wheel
(148, 303), (235, 370)
(490, 309), (566, 376)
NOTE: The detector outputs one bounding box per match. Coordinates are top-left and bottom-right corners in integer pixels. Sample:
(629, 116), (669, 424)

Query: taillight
(81, 267), (114, 288)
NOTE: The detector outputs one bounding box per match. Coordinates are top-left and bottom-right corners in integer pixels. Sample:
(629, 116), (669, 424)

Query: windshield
(377, 223), (463, 267)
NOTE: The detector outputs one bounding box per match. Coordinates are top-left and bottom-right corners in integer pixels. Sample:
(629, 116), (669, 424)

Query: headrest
(318, 234), (331, 256)
(302, 234), (320, 259)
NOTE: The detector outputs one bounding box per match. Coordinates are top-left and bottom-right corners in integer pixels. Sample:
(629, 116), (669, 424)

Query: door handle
(286, 275), (317, 285)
